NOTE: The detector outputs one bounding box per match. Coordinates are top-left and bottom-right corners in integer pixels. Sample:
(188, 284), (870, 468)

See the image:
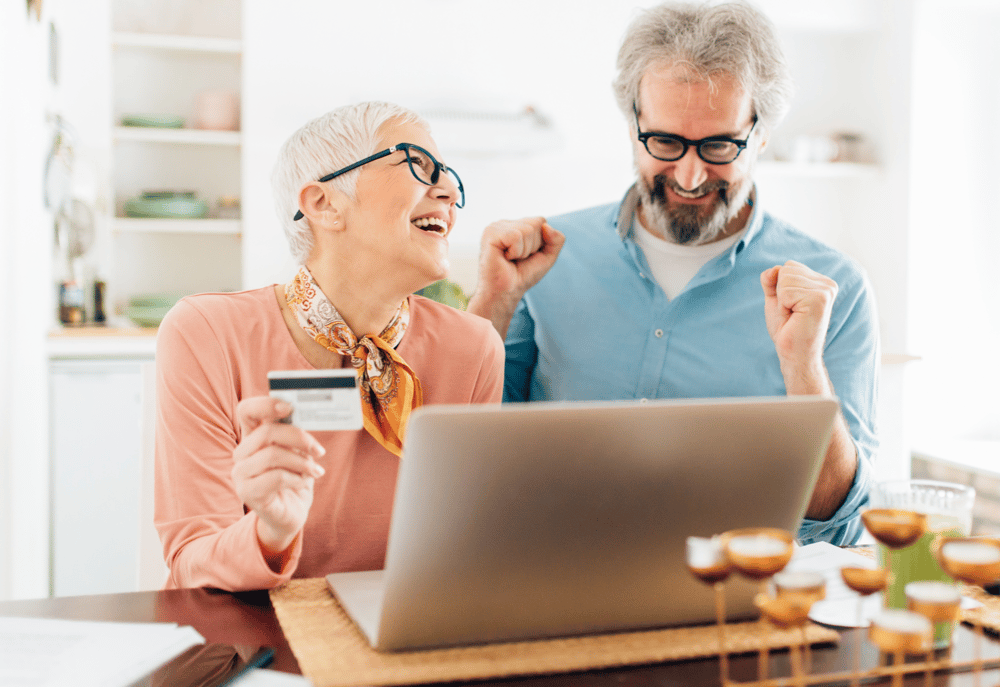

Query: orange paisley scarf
(284, 266), (422, 456)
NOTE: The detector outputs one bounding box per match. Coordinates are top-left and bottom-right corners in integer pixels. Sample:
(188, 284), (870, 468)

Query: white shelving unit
(113, 126), (241, 146)
(113, 218), (241, 235)
(113, 31), (241, 54)
(39, 0), (247, 600)
(107, 11), (243, 306)
(757, 161), (882, 179)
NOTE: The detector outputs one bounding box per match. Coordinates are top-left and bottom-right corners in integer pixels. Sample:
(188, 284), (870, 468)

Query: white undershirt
(632, 213), (745, 300)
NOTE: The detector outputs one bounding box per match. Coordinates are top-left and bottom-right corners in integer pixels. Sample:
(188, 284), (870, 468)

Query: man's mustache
(651, 175), (730, 203)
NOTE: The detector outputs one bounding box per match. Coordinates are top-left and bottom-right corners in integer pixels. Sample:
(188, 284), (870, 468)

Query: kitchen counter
(45, 324), (920, 364)
(911, 439), (1000, 536)
(47, 325), (157, 359)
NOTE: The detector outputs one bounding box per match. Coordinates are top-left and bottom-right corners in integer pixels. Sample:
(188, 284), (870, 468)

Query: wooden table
(3, 587), (1000, 686)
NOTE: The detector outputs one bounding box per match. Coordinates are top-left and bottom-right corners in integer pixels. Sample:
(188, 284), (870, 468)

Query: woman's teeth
(412, 217), (448, 234)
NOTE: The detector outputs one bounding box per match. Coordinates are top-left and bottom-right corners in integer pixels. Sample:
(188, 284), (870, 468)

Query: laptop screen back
(343, 395), (839, 650)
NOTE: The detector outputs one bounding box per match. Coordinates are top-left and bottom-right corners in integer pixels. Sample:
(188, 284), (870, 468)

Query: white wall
(908, 0), (1000, 445)
(0, 2), (56, 600)
(0, 0), (16, 602)
(242, 0), (657, 292)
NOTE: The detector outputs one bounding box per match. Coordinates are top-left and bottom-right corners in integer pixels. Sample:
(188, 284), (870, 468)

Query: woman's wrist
(256, 519), (299, 572)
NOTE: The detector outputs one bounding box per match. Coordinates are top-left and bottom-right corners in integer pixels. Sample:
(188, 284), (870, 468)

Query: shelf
(113, 218), (241, 235)
(113, 32), (242, 54)
(757, 161), (881, 178)
(114, 126), (241, 146)
(48, 326), (158, 338)
(47, 329), (158, 359)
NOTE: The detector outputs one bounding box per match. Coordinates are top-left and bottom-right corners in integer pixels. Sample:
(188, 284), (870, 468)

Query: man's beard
(637, 172), (752, 245)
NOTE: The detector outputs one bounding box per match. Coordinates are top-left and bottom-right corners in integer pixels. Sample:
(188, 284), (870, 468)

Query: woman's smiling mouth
(412, 216), (449, 235)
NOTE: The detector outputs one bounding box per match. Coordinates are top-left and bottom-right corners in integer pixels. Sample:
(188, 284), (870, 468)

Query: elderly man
(467, 0), (878, 545)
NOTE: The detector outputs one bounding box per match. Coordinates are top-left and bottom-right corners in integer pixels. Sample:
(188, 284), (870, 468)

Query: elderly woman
(154, 102), (504, 591)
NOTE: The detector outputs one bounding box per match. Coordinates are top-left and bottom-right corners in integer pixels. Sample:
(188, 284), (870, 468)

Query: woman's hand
(232, 397), (326, 565)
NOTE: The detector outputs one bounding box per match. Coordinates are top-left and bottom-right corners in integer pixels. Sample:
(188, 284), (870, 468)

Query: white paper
(0, 616), (203, 687)
(234, 669), (314, 686)
(786, 542), (981, 628)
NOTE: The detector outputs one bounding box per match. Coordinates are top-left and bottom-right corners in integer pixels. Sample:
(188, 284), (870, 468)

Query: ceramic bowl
(120, 113), (185, 128)
(124, 191), (208, 219)
(124, 293), (185, 328)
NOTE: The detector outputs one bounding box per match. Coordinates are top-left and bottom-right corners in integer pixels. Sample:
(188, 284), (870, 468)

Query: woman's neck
(305, 260), (405, 338)
(273, 284), (346, 369)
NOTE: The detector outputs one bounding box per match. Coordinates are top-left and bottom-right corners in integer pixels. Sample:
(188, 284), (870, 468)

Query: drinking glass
(870, 479), (975, 648)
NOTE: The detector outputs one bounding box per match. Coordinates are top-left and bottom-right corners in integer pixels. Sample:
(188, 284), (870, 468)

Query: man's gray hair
(272, 101), (429, 264)
(612, 1), (793, 135)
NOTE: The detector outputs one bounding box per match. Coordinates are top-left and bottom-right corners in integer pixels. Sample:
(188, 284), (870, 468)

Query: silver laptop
(326, 395), (839, 651)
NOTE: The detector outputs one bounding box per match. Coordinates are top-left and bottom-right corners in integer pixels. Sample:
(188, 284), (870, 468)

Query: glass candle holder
(722, 528), (794, 580)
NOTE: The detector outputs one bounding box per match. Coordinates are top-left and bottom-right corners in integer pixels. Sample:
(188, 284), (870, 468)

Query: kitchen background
(0, 0), (997, 601)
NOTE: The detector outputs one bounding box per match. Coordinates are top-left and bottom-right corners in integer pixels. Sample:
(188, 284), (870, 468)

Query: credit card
(267, 369), (363, 431)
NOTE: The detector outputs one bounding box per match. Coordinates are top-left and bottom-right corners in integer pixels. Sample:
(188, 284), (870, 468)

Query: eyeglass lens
(403, 147), (434, 183)
(405, 146), (464, 206)
(646, 137), (741, 164)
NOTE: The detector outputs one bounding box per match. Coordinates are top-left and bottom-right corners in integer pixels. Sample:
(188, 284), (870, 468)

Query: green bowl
(124, 293), (185, 328)
(124, 191), (208, 219)
(123, 305), (172, 328)
(121, 113), (185, 128)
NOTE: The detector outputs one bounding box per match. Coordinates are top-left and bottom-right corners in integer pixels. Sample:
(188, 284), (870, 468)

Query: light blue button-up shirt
(504, 185), (879, 545)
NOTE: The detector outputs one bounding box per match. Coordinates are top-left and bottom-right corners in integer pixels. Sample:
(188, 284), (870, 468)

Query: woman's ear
(298, 181), (345, 229)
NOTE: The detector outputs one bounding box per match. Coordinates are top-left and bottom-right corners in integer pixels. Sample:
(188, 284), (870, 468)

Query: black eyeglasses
(633, 103), (757, 165)
(292, 143), (464, 220)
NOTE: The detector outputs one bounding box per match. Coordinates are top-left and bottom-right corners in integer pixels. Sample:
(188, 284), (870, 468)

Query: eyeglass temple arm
(317, 146), (398, 183)
(293, 146), (401, 220)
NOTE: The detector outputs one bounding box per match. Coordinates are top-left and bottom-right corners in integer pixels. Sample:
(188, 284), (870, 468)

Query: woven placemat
(958, 586), (1000, 633)
(270, 577), (840, 687)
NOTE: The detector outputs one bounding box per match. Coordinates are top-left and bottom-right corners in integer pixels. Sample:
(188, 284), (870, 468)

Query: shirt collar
(614, 181), (765, 252)
(614, 184), (641, 240)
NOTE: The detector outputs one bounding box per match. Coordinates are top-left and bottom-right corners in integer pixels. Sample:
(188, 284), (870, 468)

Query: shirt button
(654, 329), (664, 338)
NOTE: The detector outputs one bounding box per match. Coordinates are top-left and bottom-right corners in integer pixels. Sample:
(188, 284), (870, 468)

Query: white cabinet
(49, 358), (160, 596)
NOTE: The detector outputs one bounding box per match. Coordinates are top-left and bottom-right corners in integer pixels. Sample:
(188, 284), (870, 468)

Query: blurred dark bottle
(93, 279), (107, 324)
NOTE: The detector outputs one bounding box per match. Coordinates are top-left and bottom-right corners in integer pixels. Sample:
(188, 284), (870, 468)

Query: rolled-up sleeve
(502, 299), (537, 403)
(798, 446), (873, 545)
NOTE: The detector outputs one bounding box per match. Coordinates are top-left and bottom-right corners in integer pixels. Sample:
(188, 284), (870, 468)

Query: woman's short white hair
(271, 101), (430, 264)
(612, 1), (793, 136)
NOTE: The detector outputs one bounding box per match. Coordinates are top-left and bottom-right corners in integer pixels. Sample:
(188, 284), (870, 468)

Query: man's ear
(756, 129), (769, 155)
(298, 181), (345, 228)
